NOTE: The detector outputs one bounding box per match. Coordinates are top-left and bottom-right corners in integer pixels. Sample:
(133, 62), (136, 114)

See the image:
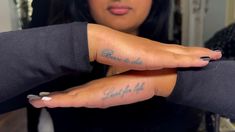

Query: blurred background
(0, 0), (235, 132)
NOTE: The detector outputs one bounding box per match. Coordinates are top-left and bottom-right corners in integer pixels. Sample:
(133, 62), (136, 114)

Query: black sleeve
(29, 0), (50, 27)
(0, 22), (92, 103)
(167, 60), (235, 119)
(205, 23), (235, 59)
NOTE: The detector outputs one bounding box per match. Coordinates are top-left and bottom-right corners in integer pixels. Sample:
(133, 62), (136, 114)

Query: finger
(159, 44), (222, 60)
(28, 92), (83, 108)
(144, 51), (211, 70)
(179, 47), (222, 60)
(165, 53), (210, 68)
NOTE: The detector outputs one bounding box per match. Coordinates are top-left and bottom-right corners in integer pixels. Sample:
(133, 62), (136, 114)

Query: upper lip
(107, 3), (132, 10)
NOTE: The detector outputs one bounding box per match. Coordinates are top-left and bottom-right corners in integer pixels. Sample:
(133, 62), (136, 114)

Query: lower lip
(108, 8), (130, 15)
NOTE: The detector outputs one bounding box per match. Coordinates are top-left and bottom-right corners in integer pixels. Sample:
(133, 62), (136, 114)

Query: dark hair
(49, 0), (170, 42)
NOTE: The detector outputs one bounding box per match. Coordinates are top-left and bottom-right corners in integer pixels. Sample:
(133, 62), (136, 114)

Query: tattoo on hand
(101, 49), (143, 65)
(102, 82), (145, 100)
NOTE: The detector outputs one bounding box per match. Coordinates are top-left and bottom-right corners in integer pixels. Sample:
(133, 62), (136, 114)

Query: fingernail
(41, 96), (52, 101)
(200, 56), (211, 61)
(27, 94), (41, 100)
(39, 92), (50, 96)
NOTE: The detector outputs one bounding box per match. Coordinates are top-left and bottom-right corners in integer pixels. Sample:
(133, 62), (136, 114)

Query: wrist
(147, 69), (177, 97)
(87, 24), (119, 62)
(87, 24), (103, 62)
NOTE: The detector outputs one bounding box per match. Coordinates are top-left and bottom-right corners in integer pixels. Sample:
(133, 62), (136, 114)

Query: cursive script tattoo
(101, 49), (143, 65)
(102, 82), (145, 100)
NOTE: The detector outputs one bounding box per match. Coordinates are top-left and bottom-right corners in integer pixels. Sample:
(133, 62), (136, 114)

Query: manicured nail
(200, 56), (211, 61)
(27, 95), (41, 100)
(39, 92), (50, 96)
(41, 97), (52, 101)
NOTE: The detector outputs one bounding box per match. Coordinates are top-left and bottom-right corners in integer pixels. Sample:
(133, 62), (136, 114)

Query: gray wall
(203, 0), (227, 42)
(0, 0), (20, 32)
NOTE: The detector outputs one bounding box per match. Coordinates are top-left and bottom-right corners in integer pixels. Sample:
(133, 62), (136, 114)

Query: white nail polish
(42, 97), (52, 101)
(27, 95), (41, 100)
(39, 92), (50, 96)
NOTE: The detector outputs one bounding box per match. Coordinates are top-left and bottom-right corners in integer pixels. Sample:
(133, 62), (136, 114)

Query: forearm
(88, 70), (176, 108)
(168, 60), (235, 119)
(30, 60), (235, 120)
(40, 69), (176, 109)
(98, 60), (235, 119)
(0, 22), (92, 102)
(91, 69), (176, 108)
(67, 73), (156, 108)
(76, 60), (235, 120)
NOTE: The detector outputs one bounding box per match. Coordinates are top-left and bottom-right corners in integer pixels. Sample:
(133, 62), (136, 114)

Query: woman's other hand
(88, 24), (222, 70)
(28, 69), (177, 108)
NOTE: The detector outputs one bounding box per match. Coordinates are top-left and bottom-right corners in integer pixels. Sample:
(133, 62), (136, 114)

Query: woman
(26, 0), (225, 132)
(0, 0), (224, 132)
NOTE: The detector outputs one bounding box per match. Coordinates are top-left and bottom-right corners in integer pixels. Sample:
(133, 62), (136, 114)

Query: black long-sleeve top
(0, 22), (235, 120)
(0, 22), (91, 102)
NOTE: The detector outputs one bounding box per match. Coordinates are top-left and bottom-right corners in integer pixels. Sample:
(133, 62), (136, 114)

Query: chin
(108, 24), (136, 32)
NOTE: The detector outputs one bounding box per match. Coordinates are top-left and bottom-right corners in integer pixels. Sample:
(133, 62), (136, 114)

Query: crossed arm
(29, 69), (177, 108)
(0, 22), (223, 114)
(27, 23), (222, 109)
(30, 60), (235, 120)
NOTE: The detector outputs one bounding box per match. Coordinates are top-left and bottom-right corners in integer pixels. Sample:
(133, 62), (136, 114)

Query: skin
(29, 0), (222, 108)
(88, 0), (152, 34)
(88, 24), (221, 70)
(30, 69), (177, 108)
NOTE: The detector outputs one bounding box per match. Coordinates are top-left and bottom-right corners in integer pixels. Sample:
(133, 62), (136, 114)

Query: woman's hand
(28, 69), (177, 108)
(88, 24), (222, 70)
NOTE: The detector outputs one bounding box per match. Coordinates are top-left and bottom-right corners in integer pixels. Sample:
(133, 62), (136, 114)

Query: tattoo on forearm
(102, 82), (145, 100)
(101, 49), (143, 65)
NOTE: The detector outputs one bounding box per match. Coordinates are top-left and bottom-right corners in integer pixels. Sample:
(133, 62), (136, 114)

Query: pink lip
(108, 4), (131, 15)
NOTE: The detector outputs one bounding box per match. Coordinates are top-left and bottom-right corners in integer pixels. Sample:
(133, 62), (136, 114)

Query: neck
(123, 29), (138, 36)
(129, 30), (138, 36)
